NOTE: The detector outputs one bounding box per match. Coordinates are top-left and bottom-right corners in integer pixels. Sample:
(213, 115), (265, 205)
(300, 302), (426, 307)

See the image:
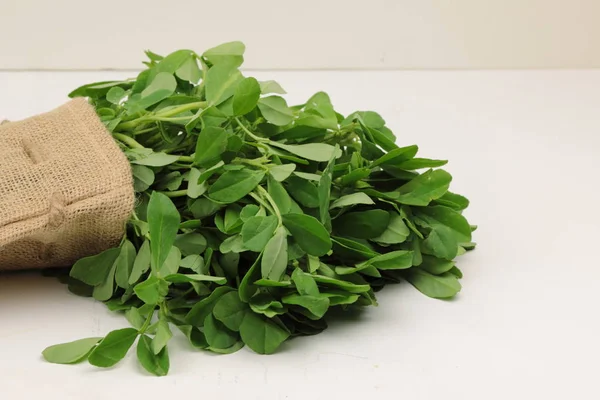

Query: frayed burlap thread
(0, 98), (134, 270)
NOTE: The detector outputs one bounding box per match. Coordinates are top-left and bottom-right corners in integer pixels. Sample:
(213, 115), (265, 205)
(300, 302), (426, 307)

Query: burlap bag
(0, 98), (134, 270)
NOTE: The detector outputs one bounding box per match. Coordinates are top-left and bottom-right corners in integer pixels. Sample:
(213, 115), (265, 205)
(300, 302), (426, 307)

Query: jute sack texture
(0, 99), (134, 270)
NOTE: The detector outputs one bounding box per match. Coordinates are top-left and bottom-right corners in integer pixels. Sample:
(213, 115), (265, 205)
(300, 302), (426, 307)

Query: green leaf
(137, 335), (170, 376)
(318, 147), (337, 231)
(282, 214), (332, 257)
(132, 165), (155, 192)
(268, 163), (296, 181)
(134, 276), (169, 305)
(361, 250), (413, 270)
(175, 56), (201, 83)
(254, 278), (292, 287)
(187, 168), (208, 198)
(259, 80), (286, 95)
(419, 255), (455, 275)
(249, 294), (286, 318)
(177, 325), (208, 349)
(434, 191), (470, 211)
(339, 167), (371, 186)
(269, 142), (341, 162)
(125, 307), (146, 330)
(136, 72), (177, 110)
(449, 266), (463, 279)
(323, 292), (360, 306)
(130, 151), (179, 167)
(267, 175), (292, 215)
(158, 246), (181, 276)
(396, 158), (448, 170)
(233, 77), (261, 116)
(403, 269), (461, 299)
(106, 86), (127, 105)
(164, 273), (226, 284)
(129, 240), (151, 285)
(344, 111), (385, 129)
(152, 318), (172, 355)
(88, 328), (138, 368)
(203, 41), (245, 66)
(69, 80), (133, 98)
(185, 286), (234, 326)
(69, 247), (120, 286)
(42, 337), (102, 364)
(92, 261), (117, 301)
(213, 291), (249, 331)
(153, 171), (183, 191)
(219, 234), (247, 254)
(239, 312), (290, 354)
(311, 274), (371, 293)
(204, 314), (239, 349)
(223, 204), (244, 233)
(329, 192), (374, 209)
(208, 341), (245, 354)
(285, 176), (320, 208)
(209, 169), (265, 203)
(333, 210), (390, 239)
(152, 49), (194, 76)
(241, 215), (278, 252)
(291, 268), (319, 296)
(416, 205), (472, 260)
(171, 243), (202, 266)
(370, 145), (418, 168)
(148, 192), (181, 271)
(335, 264), (381, 278)
(371, 212), (410, 244)
(296, 92), (338, 130)
(257, 96), (294, 126)
(205, 63), (243, 106)
(240, 204), (261, 222)
(282, 294), (329, 319)
(261, 227), (288, 281)
(239, 254), (262, 302)
(307, 255), (320, 273)
(394, 169), (452, 206)
(194, 126), (229, 167)
(115, 240), (136, 289)
(174, 233), (207, 256)
(189, 197), (223, 218)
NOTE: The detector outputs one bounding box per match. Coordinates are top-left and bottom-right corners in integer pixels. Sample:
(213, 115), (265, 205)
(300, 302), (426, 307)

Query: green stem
(158, 102), (207, 118)
(232, 157), (269, 170)
(117, 101), (207, 131)
(113, 133), (145, 149)
(249, 192), (276, 217)
(161, 190), (188, 198)
(256, 185), (282, 226)
(147, 116), (191, 122)
(178, 155), (194, 163)
(132, 127), (159, 136)
(138, 309), (155, 334)
(235, 117), (268, 142)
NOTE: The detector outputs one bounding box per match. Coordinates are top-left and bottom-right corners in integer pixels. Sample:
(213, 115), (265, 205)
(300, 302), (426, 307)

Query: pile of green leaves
(42, 42), (476, 375)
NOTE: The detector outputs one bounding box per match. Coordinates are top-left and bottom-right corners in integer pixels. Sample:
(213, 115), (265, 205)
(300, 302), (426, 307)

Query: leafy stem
(256, 185), (283, 226)
(113, 133), (145, 149)
(235, 117), (268, 142)
(138, 308), (155, 334)
(160, 190), (188, 198)
(249, 192), (277, 219)
(118, 101), (207, 130)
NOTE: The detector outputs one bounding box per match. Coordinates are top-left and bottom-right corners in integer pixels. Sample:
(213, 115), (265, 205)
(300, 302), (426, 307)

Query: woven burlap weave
(0, 98), (134, 270)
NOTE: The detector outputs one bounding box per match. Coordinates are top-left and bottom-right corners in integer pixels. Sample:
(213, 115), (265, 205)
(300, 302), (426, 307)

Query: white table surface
(1, 70), (599, 400)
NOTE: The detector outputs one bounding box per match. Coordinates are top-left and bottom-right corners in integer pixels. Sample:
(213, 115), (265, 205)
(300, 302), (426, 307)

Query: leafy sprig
(42, 41), (476, 375)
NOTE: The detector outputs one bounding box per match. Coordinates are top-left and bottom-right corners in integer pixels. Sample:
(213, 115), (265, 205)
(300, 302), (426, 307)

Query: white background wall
(1, 0), (599, 70)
